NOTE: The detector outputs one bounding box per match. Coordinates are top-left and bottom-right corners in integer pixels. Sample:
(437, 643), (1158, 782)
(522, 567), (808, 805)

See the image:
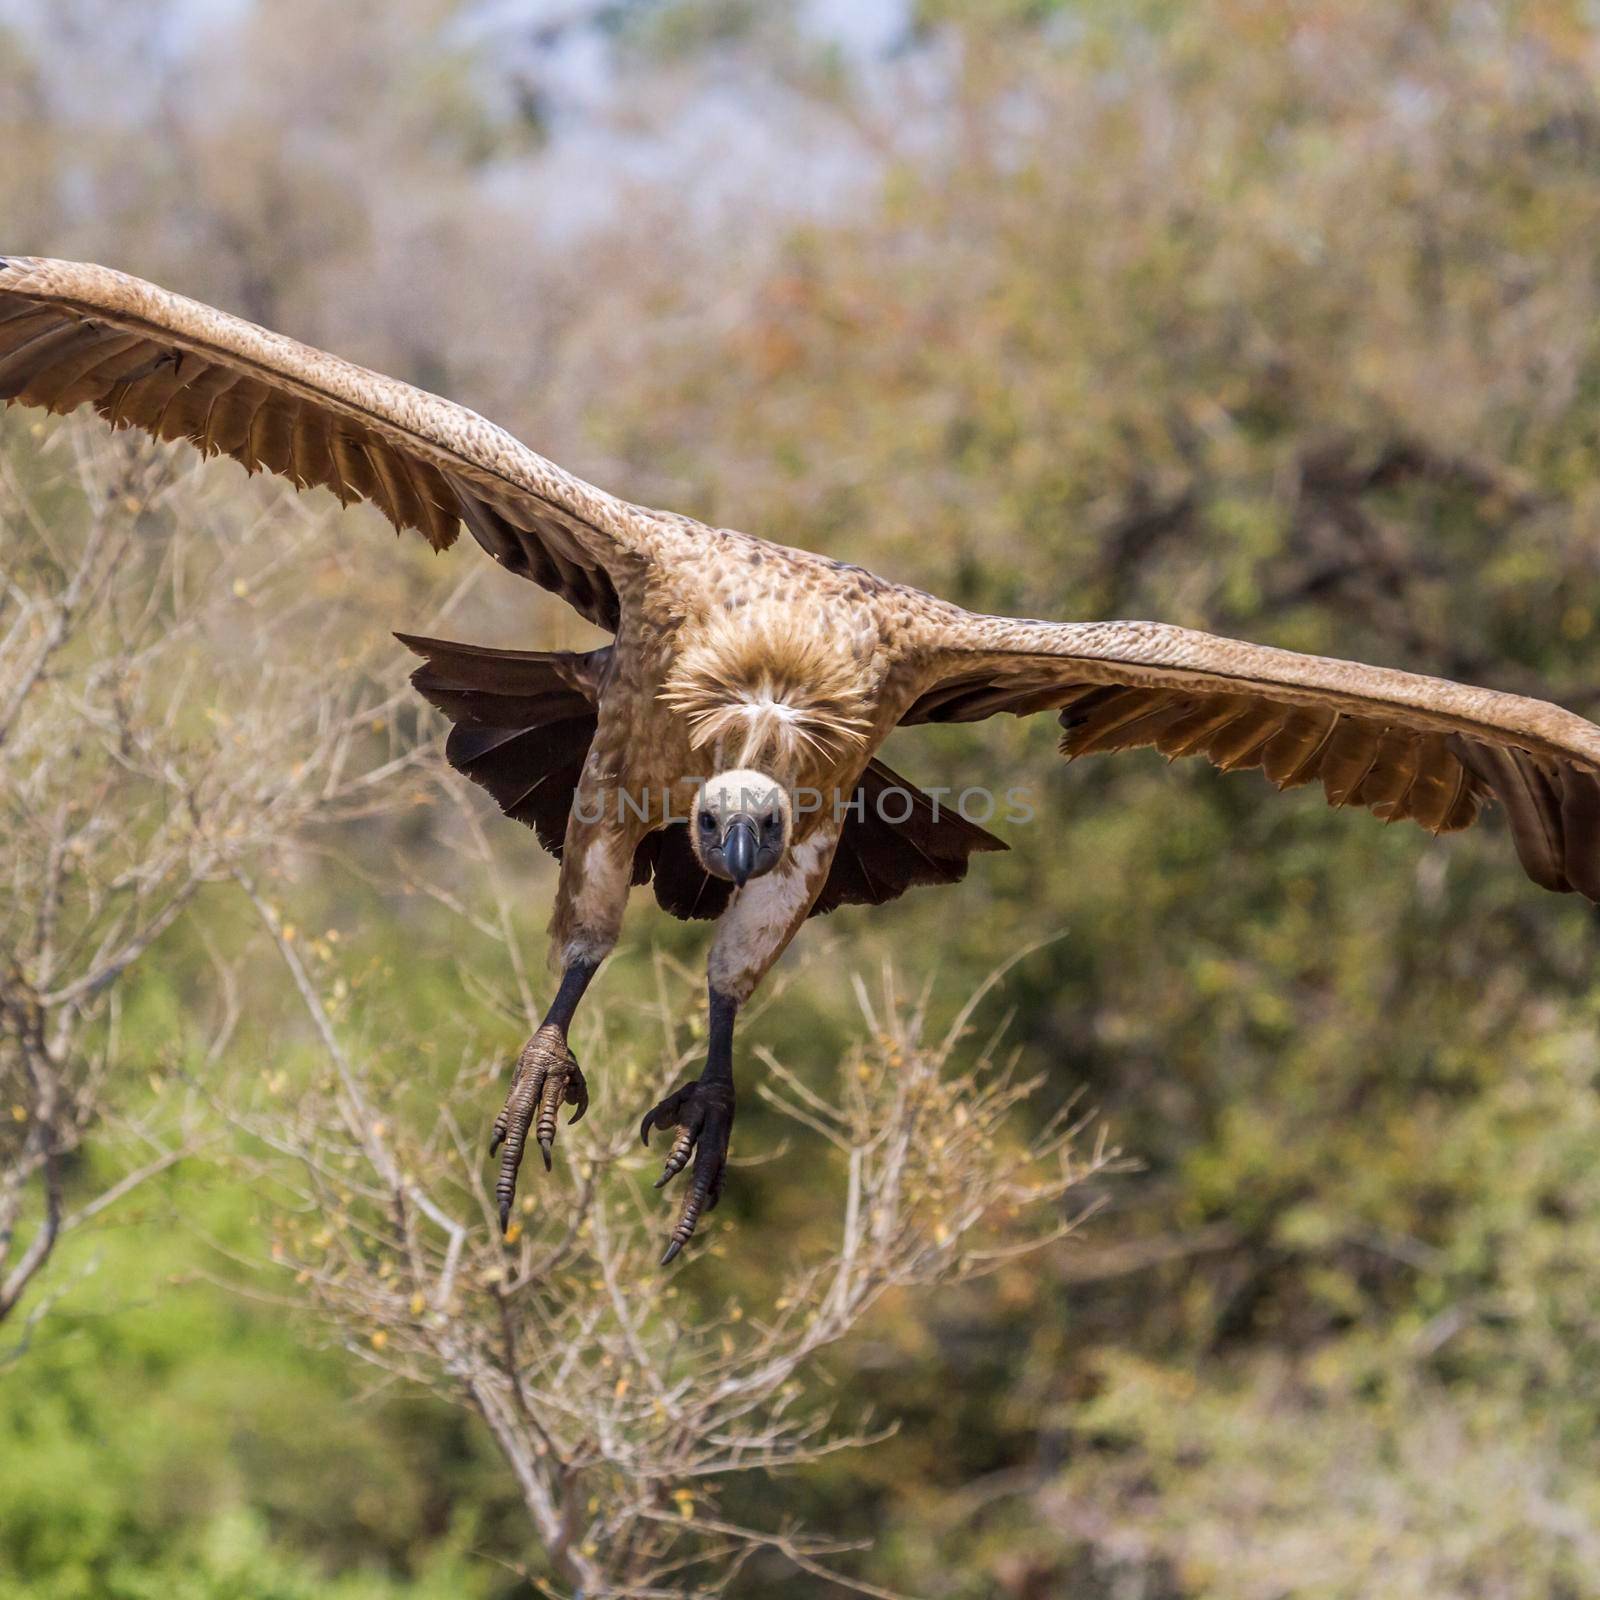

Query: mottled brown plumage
(6, 255), (1600, 1261)
(660, 605), (874, 767)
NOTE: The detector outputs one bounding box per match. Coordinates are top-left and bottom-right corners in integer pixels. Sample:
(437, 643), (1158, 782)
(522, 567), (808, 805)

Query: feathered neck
(660, 607), (872, 771)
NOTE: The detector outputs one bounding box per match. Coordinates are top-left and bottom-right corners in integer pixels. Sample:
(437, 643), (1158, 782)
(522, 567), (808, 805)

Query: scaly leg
(640, 988), (738, 1264)
(638, 820), (842, 1264)
(490, 958), (597, 1231)
(492, 756), (643, 1232)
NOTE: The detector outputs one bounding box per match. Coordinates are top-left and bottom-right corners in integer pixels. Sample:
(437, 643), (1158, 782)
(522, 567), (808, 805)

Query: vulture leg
(641, 818), (842, 1263)
(490, 957), (596, 1232)
(492, 751), (645, 1229)
(640, 988), (738, 1265)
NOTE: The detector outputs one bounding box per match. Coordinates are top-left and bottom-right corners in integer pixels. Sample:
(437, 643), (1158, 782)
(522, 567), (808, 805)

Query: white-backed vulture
(4, 256), (1599, 1262)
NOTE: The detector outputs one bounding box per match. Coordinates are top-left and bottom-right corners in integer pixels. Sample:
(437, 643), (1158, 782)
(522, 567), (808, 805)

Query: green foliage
(0, 1173), (505, 1600)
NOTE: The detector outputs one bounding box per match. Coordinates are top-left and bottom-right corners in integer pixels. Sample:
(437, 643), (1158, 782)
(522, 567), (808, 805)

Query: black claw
(638, 1078), (734, 1266)
(566, 1058), (587, 1125)
(489, 1128), (505, 1155)
(498, 1199), (511, 1233)
(538, 1137), (553, 1172)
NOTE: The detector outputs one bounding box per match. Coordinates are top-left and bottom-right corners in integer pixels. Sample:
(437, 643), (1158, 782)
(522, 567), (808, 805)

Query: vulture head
(690, 768), (792, 887)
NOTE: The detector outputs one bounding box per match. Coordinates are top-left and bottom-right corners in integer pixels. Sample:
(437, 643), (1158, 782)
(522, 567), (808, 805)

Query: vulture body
(4, 256), (1599, 1261)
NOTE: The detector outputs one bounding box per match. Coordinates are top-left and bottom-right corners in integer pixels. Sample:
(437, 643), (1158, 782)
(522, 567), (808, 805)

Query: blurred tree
(0, 422), (438, 1356)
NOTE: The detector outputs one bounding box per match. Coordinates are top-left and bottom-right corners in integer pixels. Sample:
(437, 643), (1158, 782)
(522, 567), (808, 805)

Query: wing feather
(1260, 706), (1340, 790)
(1319, 718), (1382, 808)
(50, 328), (161, 406)
(1155, 695), (1255, 760)
(106, 352), (195, 435)
(0, 317), (102, 396)
(1207, 701), (1285, 772)
(0, 255), (686, 631)
(243, 393), (292, 477)
(905, 612), (1600, 902)
(164, 361), (241, 447)
(1353, 727), (1418, 821)
(1449, 739), (1567, 892)
(1558, 764), (1600, 901)
(12, 332), (104, 408)
(1404, 737), (1472, 835)
(287, 402), (332, 492)
(206, 379), (260, 456)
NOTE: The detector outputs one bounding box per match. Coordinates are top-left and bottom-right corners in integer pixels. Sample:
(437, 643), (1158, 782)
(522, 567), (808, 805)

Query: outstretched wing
(0, 256), (665, 629)
(904, 614), (1600, 900)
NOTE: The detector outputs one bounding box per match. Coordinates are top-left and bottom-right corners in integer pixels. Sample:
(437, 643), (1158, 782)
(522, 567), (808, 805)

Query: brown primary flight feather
(902, 615), (1600, 901)
(0, 255), (648, 627)
(1047, 684), (1483, 833)
(7, 253), (1600, 1263)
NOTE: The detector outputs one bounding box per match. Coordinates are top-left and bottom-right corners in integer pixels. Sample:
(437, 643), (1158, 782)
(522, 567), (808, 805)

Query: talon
(489, 1024), (587, 1221)
(654, 1127), (695, 1187)
(637, 1076), (734, 1265)
(640, 1081), (690, 1153)
(564, 1050), (588, 1126)
(662, 1174), (713, 1264)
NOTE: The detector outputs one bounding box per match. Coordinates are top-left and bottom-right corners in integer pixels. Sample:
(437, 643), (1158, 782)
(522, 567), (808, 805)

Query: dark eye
(764, 811), (779, 829)
(699, 811), (716, 830)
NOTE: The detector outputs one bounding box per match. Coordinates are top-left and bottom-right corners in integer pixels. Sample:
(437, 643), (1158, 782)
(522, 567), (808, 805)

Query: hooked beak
(723, 817), (759, 888)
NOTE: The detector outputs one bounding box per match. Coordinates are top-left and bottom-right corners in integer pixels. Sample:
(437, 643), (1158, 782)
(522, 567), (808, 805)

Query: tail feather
(400, 632), (608, 860)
